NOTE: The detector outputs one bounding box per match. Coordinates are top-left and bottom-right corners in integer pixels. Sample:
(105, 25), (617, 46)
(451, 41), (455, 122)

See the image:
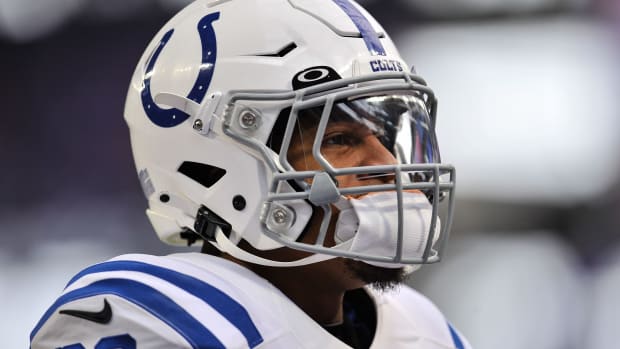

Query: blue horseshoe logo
(141, 12), (220, 128)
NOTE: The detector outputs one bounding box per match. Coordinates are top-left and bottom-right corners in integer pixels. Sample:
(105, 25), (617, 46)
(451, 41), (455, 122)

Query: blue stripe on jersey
(64, 260), (263, 348)
(448, 323), (465, 349)
(30, 278), (225, 349)
(331, 0), (386, 56)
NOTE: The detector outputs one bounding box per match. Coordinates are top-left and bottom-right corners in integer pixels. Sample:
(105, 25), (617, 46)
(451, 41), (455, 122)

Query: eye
(322, 132), (360, 147)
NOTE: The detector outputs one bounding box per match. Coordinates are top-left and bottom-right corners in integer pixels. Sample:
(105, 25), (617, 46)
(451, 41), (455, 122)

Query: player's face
(286, 105), (407, 289)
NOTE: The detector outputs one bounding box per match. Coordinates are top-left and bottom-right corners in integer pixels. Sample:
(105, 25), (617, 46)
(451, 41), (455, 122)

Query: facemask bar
(272, 80), (453, 264)
(221, 71), (455, 265)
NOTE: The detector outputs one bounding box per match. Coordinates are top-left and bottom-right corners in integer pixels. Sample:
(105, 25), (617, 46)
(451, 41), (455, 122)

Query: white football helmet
(124, 0), (455, 267)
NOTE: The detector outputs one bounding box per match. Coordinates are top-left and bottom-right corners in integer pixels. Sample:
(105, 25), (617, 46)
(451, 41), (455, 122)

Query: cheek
(321, 147), (367, 169)
(287, 149), (322, 171)
(333, 174), (359, 189)
(291, 157), (322, 173)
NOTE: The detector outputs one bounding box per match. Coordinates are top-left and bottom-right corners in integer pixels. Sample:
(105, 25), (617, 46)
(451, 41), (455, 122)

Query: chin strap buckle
(179, 228), (200, 246)
(194, 206), (232, 241)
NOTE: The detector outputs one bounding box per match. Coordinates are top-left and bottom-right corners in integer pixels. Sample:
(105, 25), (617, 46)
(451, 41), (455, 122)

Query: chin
(345, 259), (408, 292)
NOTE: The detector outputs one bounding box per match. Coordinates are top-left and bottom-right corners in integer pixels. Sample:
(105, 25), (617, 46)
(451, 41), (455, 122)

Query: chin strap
(212, 229), (341, 267)
(192, 204), (336, 267)
(212, 228), (422, 273)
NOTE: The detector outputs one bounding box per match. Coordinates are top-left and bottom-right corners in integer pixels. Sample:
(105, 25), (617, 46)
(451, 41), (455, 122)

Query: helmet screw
(239, 110), (258, 129)
(272, 208), (288, 225)
(193, 119), (203, 131)
(232, 195), (246, 211)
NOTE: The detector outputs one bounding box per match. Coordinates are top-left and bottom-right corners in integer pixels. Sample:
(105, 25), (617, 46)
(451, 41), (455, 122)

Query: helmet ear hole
(178, 161), (226, 188)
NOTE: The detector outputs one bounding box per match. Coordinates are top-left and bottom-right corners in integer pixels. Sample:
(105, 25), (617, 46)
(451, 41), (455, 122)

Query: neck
(229, 256), (362, 325)
(274, 273), (345, 325)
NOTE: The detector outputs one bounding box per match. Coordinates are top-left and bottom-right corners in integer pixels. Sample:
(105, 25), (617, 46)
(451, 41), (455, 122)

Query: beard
(345, 259), (408, 292)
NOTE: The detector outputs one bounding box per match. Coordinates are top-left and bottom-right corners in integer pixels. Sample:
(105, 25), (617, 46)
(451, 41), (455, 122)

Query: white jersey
(31, 253), (471, 349)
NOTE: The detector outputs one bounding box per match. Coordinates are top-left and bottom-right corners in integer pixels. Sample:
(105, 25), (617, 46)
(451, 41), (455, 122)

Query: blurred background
(2, 0), (619, 347)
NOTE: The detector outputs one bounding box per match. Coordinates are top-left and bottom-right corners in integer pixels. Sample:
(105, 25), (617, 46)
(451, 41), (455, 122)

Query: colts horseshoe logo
(141, 12), (220, 128)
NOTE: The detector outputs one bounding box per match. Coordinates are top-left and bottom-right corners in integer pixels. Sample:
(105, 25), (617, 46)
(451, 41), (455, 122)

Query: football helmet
(124, 0), (455, 267)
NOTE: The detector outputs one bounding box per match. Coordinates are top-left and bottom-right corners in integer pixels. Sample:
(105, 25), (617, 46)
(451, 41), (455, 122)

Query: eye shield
(285, 93), (441, 171)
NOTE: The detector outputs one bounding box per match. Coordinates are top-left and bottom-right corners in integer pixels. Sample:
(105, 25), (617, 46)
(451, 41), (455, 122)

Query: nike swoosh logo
(59, 298), (112, 324)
